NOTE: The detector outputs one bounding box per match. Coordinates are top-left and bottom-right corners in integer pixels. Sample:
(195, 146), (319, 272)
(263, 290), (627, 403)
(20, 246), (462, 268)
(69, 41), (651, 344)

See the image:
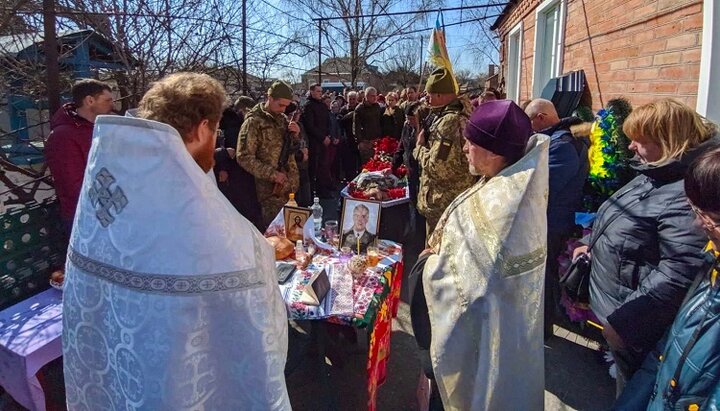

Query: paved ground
(285, 299), (616, 411)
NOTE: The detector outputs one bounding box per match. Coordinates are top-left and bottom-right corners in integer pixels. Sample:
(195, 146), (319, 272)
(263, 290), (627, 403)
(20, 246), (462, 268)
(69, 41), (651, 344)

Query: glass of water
(324, 220), (339, 248)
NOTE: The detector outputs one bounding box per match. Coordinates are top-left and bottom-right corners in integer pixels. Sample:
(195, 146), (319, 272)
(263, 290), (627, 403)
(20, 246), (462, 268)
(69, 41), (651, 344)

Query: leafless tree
(380, 38), (421, 86)
(284, 0), (439, 87)
(463, 2), (504, 68)
(1, 0), (313, 113)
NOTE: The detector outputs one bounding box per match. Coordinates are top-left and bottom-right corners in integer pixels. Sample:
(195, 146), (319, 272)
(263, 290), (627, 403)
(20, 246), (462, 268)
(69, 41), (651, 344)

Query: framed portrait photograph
(340, 198), (381, 254)
(284, 206), (312, 243)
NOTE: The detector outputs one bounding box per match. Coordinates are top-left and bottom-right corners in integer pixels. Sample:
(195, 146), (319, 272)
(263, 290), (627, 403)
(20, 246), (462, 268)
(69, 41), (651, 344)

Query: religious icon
(283, 206), (312, 243)
(340, 198), (381, 254)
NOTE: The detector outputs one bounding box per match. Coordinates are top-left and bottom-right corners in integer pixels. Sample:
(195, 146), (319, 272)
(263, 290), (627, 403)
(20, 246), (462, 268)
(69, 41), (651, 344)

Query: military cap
(268, 80), (294, 100)
(425, 67), (456, 94)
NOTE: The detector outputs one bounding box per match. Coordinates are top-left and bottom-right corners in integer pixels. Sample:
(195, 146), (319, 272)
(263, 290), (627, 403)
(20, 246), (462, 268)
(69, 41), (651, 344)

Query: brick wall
(497, 0), (704, 110)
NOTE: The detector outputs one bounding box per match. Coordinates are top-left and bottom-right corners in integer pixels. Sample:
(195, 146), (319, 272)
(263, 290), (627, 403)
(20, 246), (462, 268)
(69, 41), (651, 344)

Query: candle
(357, 238), (361, 255)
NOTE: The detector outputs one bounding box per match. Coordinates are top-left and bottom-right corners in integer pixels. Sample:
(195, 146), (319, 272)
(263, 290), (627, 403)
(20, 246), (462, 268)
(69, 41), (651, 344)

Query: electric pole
(43, 0), (60, 114)
(242, 0), (248, 94)
(417, 35), (424, 91)
(317, 21), (322, 85)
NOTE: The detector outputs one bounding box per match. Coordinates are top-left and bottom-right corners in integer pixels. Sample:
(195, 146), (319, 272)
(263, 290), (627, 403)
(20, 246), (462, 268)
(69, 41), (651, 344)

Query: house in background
(491, 0), (719, 121)
(301, 57), (382, 93)
(210, 66), (275, 101)
(0, 29), (129, 164)
(484, 64), (500, 91)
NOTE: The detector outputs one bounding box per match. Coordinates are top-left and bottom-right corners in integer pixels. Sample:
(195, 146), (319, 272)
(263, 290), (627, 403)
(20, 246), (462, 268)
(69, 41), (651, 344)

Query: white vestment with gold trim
(424, 135), (549, 410)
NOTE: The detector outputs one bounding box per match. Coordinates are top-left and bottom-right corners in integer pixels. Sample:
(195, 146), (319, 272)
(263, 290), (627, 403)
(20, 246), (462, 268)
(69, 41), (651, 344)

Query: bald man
(525, 98), (590, 339)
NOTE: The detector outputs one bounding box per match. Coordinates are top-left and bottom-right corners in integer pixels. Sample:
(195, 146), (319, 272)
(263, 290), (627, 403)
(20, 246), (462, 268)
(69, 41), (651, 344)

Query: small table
(0, 288), (63, 411)
(278, 240), (403, 411)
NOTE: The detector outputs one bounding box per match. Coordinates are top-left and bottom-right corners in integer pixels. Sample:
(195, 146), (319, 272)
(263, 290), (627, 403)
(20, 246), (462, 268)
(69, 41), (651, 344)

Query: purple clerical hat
(463, 100), (532, 162)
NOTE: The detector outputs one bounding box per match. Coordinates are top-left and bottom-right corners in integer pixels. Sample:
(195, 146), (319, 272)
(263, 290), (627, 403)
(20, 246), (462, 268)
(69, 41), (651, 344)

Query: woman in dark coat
(614, 146), (720, 410)
(573, 99), (718, 392)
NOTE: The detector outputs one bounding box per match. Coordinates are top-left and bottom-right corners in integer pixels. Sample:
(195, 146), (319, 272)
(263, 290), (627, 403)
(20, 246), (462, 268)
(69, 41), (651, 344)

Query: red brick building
(491, 0), (719, 121)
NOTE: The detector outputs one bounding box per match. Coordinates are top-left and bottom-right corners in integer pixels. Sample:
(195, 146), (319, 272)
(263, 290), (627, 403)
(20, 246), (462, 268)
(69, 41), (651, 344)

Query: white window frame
(698, 0), (719, 122)
(531, 0), (566, 98)
(506, 21), (523, 103)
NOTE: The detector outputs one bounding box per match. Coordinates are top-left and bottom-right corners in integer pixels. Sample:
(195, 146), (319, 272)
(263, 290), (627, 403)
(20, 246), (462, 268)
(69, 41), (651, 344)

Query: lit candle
(357, 237), (361, 255)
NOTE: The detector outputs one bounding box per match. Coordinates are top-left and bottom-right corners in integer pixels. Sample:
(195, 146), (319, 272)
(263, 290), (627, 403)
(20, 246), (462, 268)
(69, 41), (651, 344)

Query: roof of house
(303, 57), (380, 77)
(490, 0), (519, 31)
(0, 29), (96, 56)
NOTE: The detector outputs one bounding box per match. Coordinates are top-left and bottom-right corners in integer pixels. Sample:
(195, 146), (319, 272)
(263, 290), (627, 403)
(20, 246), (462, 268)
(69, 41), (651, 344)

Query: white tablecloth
(0, 288), (63, 411)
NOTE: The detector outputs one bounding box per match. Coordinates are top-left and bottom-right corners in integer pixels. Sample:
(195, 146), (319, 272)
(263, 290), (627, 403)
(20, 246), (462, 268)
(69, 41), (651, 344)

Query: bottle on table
(295, 240), (306, 267)
(310, 197), (323, 236)
(286, 193), (298, 207)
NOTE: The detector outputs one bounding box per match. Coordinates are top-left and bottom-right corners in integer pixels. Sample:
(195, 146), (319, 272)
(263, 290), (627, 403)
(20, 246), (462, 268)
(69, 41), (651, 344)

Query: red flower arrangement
(393, 165), (408, 178)
(362, 158), (392, 173)
(387, 188), (406, 199)
(373, 136), (399, 155)
(348, 182), (369, 199)
(351, 136), (408, 201)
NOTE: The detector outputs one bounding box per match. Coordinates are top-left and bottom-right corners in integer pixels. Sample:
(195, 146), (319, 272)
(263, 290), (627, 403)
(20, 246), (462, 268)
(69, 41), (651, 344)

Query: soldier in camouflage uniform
(237, 80), (300, 229)
(413, 68), (476, 237)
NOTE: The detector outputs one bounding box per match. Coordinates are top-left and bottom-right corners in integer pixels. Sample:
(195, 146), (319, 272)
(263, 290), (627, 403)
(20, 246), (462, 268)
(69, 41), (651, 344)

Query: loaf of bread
(266, 236), (294, 260)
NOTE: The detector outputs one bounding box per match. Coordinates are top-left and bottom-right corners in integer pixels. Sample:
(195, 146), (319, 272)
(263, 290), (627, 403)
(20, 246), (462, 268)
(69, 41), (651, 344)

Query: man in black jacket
(219, 96), (255, 150)
(302, 83), (333, 197)
(353, 87), (383, 164)
(214, 95), (262, 229)
(339, 91), (360, 182)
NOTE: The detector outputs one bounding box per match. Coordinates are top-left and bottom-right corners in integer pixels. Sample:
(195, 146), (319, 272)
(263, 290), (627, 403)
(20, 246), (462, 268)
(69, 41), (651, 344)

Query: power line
(365, 13), (503, 41)
(255, 0), (310, 25)
(311, 3), (508, 21)
(10, 8), (319, 51)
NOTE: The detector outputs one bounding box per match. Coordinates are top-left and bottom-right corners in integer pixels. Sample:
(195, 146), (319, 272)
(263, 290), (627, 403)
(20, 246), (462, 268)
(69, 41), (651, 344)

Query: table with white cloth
(0, 288), (63, 411)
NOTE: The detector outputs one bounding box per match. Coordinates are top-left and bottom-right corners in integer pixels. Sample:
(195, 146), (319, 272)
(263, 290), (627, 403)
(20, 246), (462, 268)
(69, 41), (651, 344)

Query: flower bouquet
(342, 137), (410, 207)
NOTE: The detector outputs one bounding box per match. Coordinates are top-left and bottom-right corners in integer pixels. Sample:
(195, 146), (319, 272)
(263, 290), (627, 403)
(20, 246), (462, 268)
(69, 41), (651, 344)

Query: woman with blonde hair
(573, 98), (719, 393)
(381, 91), (404, 139)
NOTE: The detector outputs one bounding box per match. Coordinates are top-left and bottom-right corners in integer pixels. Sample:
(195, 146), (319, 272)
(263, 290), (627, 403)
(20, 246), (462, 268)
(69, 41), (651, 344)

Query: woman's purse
(560, 252), (592, 303)
(559, 197), (637, 304)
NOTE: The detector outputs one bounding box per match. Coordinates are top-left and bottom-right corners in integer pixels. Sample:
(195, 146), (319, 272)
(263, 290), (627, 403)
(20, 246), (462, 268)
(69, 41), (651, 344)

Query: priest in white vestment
(421, 100), (549, 410)
(62, 73), (290, 410)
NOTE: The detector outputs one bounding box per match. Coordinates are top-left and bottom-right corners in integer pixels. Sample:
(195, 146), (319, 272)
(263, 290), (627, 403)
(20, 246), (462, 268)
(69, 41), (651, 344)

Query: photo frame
(284, 206), (312, 243)
(339, 198), (382, 254)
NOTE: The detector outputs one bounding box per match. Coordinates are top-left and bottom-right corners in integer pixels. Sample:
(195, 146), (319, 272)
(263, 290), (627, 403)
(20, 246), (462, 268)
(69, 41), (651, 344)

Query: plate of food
(50, 270), (64, 291)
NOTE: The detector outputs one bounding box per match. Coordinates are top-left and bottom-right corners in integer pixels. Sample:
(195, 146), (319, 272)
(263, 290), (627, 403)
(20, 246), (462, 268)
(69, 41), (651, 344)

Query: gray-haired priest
(62, 73), (290, 410)
(414, 100), (549, 410)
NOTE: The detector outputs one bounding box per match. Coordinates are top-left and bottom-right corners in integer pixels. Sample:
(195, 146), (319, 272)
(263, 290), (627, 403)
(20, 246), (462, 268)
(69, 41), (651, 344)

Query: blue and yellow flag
(428, 16), (459, 93)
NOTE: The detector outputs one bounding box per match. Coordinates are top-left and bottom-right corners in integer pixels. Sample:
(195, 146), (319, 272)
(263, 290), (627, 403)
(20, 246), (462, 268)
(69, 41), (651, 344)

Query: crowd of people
(41, 70), (720, 410)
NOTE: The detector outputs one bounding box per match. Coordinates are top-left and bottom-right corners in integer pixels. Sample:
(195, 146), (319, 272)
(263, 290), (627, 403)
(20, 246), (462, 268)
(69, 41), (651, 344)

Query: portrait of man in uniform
(340, 199), (380, 253)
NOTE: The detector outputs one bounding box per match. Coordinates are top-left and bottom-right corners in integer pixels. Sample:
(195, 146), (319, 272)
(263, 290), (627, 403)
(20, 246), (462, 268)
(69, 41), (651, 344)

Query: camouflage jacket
(413, 98), (476, 222)
(237, 103), (299, 199)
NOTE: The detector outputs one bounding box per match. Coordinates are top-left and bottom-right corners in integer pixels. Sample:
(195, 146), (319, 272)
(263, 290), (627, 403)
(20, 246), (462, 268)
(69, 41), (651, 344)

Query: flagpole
(417, 35), (424, 91)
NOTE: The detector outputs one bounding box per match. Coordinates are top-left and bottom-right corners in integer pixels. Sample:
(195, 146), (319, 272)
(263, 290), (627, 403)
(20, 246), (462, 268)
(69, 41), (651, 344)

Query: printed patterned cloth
(276, 240), (403, 410)
(278, 241), (402, 326)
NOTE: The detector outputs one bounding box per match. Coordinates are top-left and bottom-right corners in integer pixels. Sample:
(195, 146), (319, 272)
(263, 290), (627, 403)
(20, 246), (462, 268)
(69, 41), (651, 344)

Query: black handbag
(560, 252), (592, 303)
(559, 193), (643, 304)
